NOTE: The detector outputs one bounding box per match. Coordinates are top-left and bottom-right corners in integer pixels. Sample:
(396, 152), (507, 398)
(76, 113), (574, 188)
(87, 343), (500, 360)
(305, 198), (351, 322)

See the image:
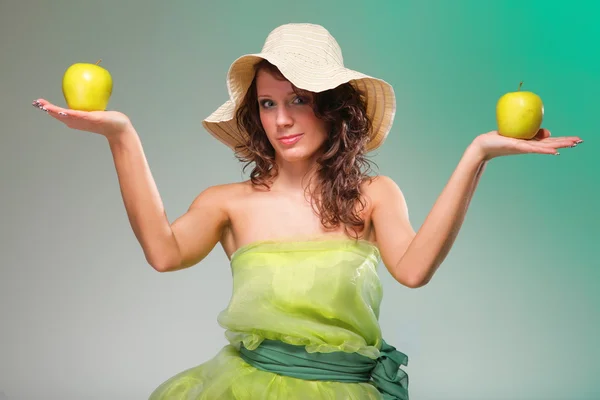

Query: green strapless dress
(149, 238), (408, 399)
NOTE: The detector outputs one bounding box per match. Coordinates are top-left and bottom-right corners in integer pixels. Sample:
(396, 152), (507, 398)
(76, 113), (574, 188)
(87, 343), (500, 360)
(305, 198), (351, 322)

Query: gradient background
(1, 1), (598, 399)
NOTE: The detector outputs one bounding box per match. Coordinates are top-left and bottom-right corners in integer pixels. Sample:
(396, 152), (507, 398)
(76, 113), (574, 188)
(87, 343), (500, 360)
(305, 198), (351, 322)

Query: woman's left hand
(470, 128), (583, 161)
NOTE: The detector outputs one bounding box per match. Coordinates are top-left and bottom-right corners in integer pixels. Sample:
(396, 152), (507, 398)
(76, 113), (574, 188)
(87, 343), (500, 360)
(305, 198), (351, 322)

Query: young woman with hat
(33, 23), (581, 400)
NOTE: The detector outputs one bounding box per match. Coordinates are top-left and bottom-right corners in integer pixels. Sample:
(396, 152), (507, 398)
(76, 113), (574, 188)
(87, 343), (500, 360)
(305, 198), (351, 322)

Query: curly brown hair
(234, 60), (376, 237)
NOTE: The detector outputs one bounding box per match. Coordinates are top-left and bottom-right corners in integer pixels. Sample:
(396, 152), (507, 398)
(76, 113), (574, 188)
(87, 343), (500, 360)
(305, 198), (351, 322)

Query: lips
(278, 133), (304, 145)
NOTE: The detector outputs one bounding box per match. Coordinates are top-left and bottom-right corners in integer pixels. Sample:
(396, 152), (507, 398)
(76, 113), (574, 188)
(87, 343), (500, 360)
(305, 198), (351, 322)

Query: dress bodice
(217, 238), (385, 359)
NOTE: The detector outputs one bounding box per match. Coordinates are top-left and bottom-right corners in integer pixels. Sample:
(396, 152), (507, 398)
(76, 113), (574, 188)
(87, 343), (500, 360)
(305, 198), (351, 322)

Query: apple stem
(95, 59), (102, 65)
(518, 81), (523, 91)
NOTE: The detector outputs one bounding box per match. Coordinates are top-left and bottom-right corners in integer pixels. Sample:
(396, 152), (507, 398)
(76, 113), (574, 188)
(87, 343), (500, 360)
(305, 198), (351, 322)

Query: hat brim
(202, 52), (396, 157)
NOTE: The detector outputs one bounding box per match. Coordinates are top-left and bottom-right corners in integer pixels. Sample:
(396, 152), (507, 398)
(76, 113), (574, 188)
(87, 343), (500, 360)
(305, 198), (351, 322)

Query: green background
(1, 0), (597, 398)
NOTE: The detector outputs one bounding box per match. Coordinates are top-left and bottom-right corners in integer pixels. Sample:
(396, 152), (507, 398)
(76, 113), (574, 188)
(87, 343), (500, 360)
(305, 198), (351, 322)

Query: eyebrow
(257, 91), (297, 98)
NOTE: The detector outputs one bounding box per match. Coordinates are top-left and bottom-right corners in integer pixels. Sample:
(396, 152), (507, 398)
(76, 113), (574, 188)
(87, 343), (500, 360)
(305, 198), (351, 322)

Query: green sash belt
(239, 339), (409, 400)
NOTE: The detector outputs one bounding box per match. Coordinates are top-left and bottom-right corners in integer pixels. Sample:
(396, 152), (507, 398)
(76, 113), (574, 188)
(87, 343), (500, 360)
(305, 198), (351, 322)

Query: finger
(523, 139), (580, 155)
(537, 136), (583, 147)
(32, 99), (50, 113)
(47, 110), (71, 122)
(32, 99), (84, 119)
(533, 129), (583, 146)
(519, 143), (559, 155)
(533, 128), (551, 140)
(530, 142), (571, 152)
(33, 98), (50, 107)
(32, 98), (60, 114)
(36, 100), (68, 115)
(32, 102), (71, 125)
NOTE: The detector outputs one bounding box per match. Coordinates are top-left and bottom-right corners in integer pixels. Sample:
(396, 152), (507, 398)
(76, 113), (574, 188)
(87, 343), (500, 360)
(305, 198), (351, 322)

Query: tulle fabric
(149, 238), (389, 399)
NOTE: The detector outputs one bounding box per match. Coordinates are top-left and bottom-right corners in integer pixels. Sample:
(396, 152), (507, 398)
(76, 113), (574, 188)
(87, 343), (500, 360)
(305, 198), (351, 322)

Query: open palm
(473, 129), (582, 160)
(33, 98), (131, 138)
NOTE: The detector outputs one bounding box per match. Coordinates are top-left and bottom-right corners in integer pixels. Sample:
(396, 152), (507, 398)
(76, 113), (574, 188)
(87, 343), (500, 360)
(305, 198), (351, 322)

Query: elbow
(393, 256), (441, 288)
(404, 275), (431, 289)
(150, 262), (172, 273)
(400, 273), (430, 289)
(148, 259), (171, 273)
(394, 265), (434, 289)
(146, 253), (182, 273)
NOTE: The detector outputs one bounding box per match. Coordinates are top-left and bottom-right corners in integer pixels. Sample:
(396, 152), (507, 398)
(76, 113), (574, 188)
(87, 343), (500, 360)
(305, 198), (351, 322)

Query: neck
(270, 155), (320, 193)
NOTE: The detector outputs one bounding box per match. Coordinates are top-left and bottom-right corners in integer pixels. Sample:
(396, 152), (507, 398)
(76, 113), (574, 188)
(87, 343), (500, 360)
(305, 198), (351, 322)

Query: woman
(33, 23), (581, 399)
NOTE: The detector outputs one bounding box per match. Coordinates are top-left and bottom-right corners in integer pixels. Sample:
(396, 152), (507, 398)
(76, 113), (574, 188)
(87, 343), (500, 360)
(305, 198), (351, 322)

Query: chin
(276, 145), (319, 163)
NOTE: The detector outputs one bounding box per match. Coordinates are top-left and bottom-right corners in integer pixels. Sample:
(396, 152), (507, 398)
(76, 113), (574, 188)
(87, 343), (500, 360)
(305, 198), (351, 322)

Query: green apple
(496, 82), (544, 140)
(62, 59), (113, 111)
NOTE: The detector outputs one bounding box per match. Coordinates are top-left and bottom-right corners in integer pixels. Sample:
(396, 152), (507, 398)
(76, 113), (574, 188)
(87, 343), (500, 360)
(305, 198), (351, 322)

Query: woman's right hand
(32, 98), (132, 140)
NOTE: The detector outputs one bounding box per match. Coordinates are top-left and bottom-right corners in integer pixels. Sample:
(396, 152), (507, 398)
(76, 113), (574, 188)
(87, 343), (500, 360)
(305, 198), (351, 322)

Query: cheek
(298, 111), (327, 136)
(259, 111), (275, 135)
(318, 120), (329, 138)
(307, 117), (329, 141)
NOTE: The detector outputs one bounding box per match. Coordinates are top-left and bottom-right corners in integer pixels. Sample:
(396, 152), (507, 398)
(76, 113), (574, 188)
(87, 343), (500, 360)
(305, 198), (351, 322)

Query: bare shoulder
(186, 179), (255, 241)
(362, 175), (407, 208)
(164, 180), (253, 271)
(188, 180), (252, 211)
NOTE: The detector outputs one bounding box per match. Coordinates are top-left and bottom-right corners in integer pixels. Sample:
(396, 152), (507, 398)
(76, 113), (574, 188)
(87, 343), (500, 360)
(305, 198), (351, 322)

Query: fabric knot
(371, 340), (409, 400)
(238, 338), (409, 399)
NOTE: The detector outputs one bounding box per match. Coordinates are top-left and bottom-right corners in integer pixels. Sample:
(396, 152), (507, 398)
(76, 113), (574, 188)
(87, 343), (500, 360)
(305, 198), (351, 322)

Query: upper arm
(368, 176), (416, 282)
(163, 185), (231, 272)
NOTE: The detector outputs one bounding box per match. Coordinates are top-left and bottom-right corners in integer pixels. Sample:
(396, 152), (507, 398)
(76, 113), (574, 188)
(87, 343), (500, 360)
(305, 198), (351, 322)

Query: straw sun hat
(202, 23), (396, 156)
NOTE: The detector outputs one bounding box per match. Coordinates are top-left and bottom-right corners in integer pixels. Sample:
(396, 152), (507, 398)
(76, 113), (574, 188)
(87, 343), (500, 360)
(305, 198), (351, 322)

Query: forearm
(106, 126), (179, 268)
(397, 144), (487, 287)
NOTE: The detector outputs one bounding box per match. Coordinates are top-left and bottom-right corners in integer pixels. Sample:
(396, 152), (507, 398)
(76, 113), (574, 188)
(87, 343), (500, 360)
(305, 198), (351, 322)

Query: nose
(276, 106), (293, 129)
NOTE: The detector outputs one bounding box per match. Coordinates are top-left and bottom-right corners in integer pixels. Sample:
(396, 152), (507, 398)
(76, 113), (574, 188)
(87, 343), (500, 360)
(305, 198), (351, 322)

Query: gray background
(1, 1), (598, 399)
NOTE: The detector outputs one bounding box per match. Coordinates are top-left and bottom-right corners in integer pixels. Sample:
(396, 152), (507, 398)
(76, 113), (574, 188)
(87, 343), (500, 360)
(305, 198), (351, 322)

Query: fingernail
(571, 143), (578, 148)
(576, 139), (583, 144)
(58, 112), (67, 116)
(555, 152), (560, 155)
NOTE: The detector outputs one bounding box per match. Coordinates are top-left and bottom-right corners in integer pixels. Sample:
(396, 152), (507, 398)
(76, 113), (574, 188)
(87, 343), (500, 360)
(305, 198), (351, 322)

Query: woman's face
(255, 69), (328, 164)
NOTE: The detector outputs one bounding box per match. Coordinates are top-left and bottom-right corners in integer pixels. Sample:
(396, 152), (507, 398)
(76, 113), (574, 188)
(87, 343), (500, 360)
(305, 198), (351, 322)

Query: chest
(223, 190), (374, 254)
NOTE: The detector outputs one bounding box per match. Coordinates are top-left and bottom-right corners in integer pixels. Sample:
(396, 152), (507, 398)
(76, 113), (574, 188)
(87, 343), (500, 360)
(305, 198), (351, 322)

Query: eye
(292, 96), (308, 105)
(259, 99), (274, 109)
